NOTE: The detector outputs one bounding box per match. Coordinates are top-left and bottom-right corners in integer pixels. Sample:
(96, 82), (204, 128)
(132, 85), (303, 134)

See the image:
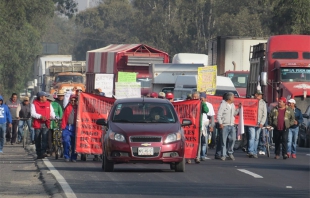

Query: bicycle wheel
(55, 144), (59, 160)
(23, 125), (28, 148)
(266, 135), (270, 158)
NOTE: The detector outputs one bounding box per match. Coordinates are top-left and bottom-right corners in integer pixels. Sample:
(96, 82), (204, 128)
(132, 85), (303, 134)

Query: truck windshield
(272, 52), (298, 59)
(303, 52), (310, 59)
(56, 75), (83, 83)
(281, 68), (310, 82)
(226, 73), (248, 88)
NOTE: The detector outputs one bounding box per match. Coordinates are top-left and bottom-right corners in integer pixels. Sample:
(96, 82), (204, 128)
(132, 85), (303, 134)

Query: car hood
(109, 122), (180, 136)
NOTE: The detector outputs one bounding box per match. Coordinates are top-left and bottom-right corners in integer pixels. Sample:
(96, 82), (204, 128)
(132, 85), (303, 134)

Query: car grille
(132, 147), (160, 157)
(130, 136), (162, 142)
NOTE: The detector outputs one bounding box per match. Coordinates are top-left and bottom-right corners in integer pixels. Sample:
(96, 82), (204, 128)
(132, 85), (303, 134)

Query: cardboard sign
(118, 72), (137, 82)
(197, 66), (217, 94)
(94, 73), (114, 97)
(115, 82), (141, 98)
(173, 100), (201, 159)
(206, 95), (258, 126)
(75, 93), (116, 154)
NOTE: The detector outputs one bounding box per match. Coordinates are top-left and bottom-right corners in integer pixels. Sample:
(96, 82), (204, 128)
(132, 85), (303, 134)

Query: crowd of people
(0, 88), (302, 164)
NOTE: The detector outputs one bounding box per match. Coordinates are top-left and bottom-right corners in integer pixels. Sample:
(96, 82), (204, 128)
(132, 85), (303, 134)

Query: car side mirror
(303, 113), (309, 119)
(181, 119), (192, 126)
(96, 119), (107, 126)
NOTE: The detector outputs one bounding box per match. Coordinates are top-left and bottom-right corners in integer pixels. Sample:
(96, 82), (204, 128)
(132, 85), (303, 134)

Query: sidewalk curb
(25, 145), (66, 198)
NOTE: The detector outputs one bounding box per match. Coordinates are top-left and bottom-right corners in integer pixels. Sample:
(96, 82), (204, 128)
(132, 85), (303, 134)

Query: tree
(53, 0), (78, 19)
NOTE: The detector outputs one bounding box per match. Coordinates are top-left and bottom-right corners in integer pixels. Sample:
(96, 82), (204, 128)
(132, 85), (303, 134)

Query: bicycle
(51, 118), (64, 160)
(20, 118), (31, 148)
(262, 126), (274, 157)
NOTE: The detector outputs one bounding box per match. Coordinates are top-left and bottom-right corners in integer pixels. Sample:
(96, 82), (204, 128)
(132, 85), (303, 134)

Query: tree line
(0, 0), (309, 98)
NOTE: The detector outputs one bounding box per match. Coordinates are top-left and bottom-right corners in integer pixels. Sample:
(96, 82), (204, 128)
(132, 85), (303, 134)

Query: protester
(158, 92), (166, 99)
(190, 92), (209, 164)
(268, 97), (295, 159)
(17, 97), (35, 144)
(217, 92), (241, 161)
(31, 92), (56, 159)
(55, 90), (65, 111)
(186, 94), (192, 100)
(287, 99), (303, 158)
(61, 95), (78, 162)
(247, 90), (267, 158)
(47, 95), (63, 156)
(166, 93), (174, 102)
(5, 93), (21, 145)
(200, 92), (215, 160)
(0, 95), (12, 153)
(150, 92), (158, 98)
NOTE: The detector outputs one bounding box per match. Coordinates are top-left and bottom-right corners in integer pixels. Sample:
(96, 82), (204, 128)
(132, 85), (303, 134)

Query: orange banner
(172, 100), (201, 159)
(206, 95), (258, 126)
(76, 93), (115, 154)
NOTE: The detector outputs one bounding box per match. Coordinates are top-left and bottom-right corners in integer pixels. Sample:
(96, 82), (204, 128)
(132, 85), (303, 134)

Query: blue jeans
(201, 126), (211, 158)
(0, 123), (7, 151)
(287, 127), (299, 154)
(257, 128), (266, 152)
(248, 126), (262, 155)
(34, 124), (48, 156)
(221, 125), (236, 157)
(62, 125), (77, 160)
(18, 119), (34, 142)
(215, 127), (222, 157)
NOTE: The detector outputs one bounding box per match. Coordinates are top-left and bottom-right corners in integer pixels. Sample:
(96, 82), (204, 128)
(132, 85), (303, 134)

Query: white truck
(33, 55), (72, 93)
(172, 53), (208, 65)
(149, 63), (204, 94)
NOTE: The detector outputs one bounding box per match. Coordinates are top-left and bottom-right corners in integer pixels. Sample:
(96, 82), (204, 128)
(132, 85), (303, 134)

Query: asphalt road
(44, 147), (310, 198)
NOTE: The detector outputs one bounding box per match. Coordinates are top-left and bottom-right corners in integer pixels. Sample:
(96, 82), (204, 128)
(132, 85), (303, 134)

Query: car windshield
(112, 102), (177, 123)
(281, 68), (310, 82)
(56, 75), (83, 83)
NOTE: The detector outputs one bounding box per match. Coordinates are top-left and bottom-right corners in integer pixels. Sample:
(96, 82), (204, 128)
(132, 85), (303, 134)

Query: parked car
(96, 98), (192, 172)
(299, 105), (310, 148)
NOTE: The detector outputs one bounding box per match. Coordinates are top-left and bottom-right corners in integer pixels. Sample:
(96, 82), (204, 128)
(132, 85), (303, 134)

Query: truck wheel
(175, 158), (185, 172)
(103, 153), (114, 172)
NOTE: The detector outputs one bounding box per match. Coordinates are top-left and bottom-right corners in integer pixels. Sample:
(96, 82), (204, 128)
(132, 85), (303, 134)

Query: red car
(96, 98), (192, 172)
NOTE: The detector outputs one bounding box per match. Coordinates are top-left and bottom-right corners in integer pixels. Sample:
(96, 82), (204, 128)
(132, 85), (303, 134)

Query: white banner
(238, 106), (244, 137)
(115, 82), (141, 99)
(94, 74), (114, 97)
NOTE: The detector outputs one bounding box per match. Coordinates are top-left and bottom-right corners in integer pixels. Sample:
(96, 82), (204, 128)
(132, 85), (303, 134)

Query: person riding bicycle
(17, 96), (35, 144)
(31, 92), (56, 159)
(61, 94), (78, 162)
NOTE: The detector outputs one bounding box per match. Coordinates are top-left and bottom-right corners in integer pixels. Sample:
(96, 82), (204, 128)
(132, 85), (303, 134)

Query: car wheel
(175, 158), (185, 172)
(81, 154), (87, 161)
(103, 152), (114, 172)
(170, 163), (175, 170)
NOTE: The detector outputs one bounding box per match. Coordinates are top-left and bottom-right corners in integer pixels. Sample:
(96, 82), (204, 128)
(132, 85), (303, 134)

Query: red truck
(85, 44), (169, 95)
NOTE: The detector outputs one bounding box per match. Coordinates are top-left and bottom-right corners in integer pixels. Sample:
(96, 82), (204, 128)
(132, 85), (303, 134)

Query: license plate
(138, 147), (154, 155)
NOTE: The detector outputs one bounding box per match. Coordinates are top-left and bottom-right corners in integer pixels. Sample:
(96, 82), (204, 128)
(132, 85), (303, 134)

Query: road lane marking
(286, 186), (293, 188)
(306, 154), (310, 156)
(237, 169), (263, 178)
(43, 159), (77, 198)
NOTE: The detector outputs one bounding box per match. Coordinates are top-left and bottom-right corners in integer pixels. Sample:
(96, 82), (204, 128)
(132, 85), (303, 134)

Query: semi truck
(85, 44), (169, 95)
(246, 35), (310, 112)
(208, 36), (268, 97)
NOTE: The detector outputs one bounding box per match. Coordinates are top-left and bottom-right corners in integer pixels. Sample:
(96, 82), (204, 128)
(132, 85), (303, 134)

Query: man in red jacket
(31, 92), (56, 159)
(61, 95), (78, 162)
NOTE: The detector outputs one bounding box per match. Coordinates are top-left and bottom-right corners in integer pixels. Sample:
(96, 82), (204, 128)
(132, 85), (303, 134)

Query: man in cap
(247, 90), (267, 158)
(31, 92), (56, 159)
(17, 96), (35, 144)
(268, 97), (295, 159)
(0, 95), (12, 153)
(287, 98), (303, 158)
(158, 92), (166, 99)
(55, 90), (65, 111)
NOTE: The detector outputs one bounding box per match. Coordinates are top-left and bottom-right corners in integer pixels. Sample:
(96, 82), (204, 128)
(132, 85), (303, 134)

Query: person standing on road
(287, 99), (303, 159)
(55, 90), (65, 111)
(217, 92), (241, 161)
(17, 97), (35, 144)
(31, 92), (56, 159)
(268, 97), (295, 159)
(0, 95), (12, 153)
(61, 95), (78, 162)
(247, 90), (267, 158)
(5, 93), (20, 145)
(200, 93), (215, 160)
(191, 91), (209, 164)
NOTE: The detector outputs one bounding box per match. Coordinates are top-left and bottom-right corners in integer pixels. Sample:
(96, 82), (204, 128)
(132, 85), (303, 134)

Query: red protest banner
(206, 95), (258, 126)
(172, 100), (201, 159)
(76, 93), (115, 154)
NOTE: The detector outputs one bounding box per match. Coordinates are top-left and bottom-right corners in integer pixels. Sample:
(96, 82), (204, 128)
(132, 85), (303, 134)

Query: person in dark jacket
(17, 97), (35, 144)
(287, 99), (303, 158)
(55, 90), (65, 111)
(5, 93), (20, 144)
(0, 95), (12, 153)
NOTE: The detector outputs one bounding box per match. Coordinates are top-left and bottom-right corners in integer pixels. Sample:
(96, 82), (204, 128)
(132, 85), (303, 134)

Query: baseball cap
(279, 97), (287, 103)
(158, 92), (166, 98)
(200, 92), (207, 98)
(256, 90), (263, 95)
(166, 92), (174, 99)
(23, 96), (29, 101)
(288, 98), (296, 104)
(36, 91), (49, 98)
(150, 92), (158, 98)
(46, 95), (55, 102)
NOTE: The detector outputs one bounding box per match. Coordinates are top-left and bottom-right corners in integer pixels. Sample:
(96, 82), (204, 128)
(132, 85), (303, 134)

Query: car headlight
(164, 132), (181, 144)
(109, 132), (126, 142)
